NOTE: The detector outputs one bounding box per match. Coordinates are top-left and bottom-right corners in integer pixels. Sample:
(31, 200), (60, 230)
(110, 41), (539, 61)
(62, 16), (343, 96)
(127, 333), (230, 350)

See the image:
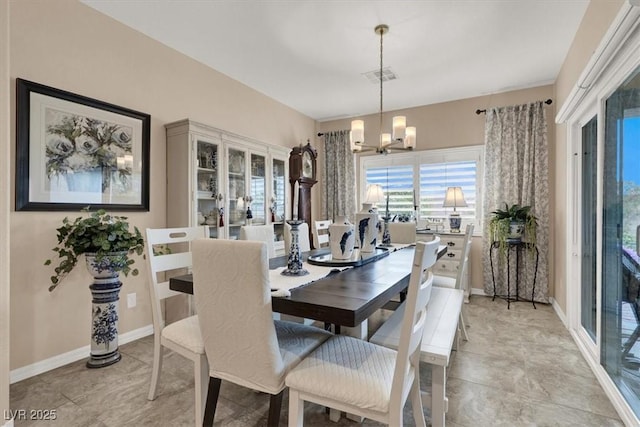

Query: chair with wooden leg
(313, 219), (332, 248)
(191, 239), (332, 426)
(285, 237), (440, 426)
(240, 224), (276, 258)
(145, 226), (208, 427)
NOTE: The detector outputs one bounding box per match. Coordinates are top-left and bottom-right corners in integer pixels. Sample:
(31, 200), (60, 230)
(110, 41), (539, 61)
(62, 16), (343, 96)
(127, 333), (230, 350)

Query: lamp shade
(365, 184), (385, 205)
(392, 116), (406, 141)
(443, 187), (467, 208)
(350, 120), (364, 145)
(404, 126), (416, 149)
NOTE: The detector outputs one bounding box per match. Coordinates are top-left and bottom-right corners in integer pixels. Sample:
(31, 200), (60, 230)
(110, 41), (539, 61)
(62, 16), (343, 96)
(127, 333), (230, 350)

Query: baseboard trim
(10, 324), (153, 384)
(548, 297), (568, 328)
(569, 328), (639, 426)
(2, 419), (14, 427)
(470, 288), (487, 296)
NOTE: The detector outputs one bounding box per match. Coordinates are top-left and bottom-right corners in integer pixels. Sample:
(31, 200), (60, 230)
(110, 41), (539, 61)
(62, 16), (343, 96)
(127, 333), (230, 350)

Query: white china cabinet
(165, 119), (289, 247)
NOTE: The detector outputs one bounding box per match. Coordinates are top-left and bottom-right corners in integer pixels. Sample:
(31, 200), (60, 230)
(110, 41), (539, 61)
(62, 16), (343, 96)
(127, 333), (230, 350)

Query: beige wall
(553, 0), (624, 313)
(317, 85), (555, 294)
(9, 1), (315, 369)
(2, 0), (10, 416)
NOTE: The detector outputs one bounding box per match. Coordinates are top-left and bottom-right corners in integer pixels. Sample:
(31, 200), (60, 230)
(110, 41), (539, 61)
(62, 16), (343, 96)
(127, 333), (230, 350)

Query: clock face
(302, 151), (314, 178)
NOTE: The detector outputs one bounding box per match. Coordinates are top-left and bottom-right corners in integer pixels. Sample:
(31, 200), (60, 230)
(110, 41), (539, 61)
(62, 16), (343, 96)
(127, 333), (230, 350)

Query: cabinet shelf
(198, 167), (217, 173)
(197, 191), (219, 199)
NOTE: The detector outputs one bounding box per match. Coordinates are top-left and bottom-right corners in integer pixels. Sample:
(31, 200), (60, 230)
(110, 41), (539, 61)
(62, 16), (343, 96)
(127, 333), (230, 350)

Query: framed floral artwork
(15, 78), (150, 211)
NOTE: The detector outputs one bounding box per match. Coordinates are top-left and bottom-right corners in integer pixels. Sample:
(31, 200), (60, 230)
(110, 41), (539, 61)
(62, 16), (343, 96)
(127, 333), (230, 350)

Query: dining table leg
(342, 320), (368, 340)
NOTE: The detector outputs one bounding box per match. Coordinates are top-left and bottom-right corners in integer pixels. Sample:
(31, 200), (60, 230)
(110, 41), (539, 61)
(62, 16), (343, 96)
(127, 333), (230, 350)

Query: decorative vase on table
(85, 252), (126, 368)
(329, 216), (355, 260)
(282, 220), (309, 276)
(355, 203), (378, 253)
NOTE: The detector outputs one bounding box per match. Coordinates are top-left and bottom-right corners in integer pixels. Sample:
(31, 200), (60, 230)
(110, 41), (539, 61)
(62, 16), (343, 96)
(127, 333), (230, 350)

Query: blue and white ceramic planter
(355, 203), (378, 253)
(85, 252), (125, 368)
(329, 216), (355, 260)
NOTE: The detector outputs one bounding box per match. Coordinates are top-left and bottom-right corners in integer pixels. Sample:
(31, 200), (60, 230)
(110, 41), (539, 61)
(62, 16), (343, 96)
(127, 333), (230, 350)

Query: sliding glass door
(599, 66), (640, 416)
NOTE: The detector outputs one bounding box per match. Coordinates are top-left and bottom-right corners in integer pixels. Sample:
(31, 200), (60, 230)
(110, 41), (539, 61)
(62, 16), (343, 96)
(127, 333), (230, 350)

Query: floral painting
(16, 78), (150, 211)
(45, 110), (134, 194)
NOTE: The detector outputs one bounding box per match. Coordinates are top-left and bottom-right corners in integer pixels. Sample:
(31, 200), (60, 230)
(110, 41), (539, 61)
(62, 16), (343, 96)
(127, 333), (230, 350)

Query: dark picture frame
(15, 78), (150, 211)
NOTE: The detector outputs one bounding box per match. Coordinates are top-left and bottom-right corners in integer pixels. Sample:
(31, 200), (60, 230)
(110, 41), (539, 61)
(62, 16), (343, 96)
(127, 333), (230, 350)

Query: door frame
(560, 4), (640, 425)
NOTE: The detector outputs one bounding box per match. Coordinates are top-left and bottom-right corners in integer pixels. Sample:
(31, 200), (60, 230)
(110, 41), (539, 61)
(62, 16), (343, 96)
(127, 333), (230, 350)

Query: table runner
(268, 244), (413, 296)
(269, 263), (351, 296)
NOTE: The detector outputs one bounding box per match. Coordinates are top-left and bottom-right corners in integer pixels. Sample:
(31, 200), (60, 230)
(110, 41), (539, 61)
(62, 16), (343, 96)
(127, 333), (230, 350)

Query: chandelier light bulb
(404, 126), (416, 149)
(392, 116), (406, 141)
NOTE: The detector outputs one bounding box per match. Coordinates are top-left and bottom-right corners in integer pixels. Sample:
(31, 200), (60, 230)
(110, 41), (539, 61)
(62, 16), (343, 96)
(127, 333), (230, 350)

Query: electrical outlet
(127, 293), (136, 308)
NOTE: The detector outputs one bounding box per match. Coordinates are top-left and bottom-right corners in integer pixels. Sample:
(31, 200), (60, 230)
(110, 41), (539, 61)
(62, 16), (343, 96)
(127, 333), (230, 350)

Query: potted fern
(489, 203), (537, 257)
(44, 208), (144, 368)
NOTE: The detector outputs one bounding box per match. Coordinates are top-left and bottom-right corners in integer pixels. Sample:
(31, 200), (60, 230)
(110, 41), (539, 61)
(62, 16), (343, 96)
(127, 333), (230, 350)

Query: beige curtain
(322, 130), (356, 222)
(482, 101), (549, 303)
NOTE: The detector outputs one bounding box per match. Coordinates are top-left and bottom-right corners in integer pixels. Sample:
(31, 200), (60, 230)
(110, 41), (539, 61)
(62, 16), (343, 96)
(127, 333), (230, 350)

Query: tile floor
(10, 296), (625, 426)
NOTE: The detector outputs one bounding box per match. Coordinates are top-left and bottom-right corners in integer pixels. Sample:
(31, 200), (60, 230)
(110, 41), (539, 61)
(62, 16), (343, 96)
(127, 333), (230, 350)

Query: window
(360, 146), (483, 231)
(365, 165), (414, 220)
(419, 160), (477, 222)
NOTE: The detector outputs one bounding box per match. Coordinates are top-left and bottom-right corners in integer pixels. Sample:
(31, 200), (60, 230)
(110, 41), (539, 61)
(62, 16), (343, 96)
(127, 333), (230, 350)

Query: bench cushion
(370, 287), (463, 367)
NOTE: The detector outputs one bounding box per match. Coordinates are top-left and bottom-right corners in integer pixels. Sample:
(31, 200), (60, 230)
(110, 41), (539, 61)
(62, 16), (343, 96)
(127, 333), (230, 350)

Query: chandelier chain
(379, 25), (384, 136)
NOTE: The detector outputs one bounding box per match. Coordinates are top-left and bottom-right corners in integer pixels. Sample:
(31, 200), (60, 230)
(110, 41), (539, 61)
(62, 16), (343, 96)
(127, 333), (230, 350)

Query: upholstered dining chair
(145, 226), (208, 427)
(239, 224), (276, 258)
(285, 237), (440, 426)
(284, 221), (311, 253)
(191, 239), (332, 427)
(388, 222), (417, 244)
(433, 224), (474, 341)
(313, 220), (332, 248)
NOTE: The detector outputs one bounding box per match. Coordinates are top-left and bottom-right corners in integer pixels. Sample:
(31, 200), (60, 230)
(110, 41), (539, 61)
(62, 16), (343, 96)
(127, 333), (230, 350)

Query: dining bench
(369, 286), (464, 427)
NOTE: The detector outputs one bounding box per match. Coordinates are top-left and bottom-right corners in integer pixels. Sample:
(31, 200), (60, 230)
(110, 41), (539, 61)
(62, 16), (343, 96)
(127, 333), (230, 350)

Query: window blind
(365, 165), (415, 218)
(419, 161), (477, 220)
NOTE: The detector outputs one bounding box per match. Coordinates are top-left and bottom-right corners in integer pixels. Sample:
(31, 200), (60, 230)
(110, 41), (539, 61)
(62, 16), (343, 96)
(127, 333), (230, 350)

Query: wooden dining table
(170, 244), (447, 334)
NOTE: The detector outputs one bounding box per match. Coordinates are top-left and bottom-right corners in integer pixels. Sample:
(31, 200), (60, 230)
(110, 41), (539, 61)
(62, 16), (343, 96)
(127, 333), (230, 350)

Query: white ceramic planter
(329, 216), (355, 260)
(355, 203), (378, 253)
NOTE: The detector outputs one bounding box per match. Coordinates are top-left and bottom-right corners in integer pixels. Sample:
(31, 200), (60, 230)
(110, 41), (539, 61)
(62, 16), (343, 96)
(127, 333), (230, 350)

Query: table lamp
(364, 184), (385, 211)
(443, 187), (467, 233)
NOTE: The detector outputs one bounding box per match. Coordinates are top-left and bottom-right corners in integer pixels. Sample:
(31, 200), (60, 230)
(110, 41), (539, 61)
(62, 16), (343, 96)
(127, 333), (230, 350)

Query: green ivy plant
(44, 208), (144, 291)
(489, 203), (537, 258)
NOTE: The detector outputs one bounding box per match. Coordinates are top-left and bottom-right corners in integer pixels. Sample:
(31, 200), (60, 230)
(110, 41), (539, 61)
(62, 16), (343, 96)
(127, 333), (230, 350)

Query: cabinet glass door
(227, 147), (246, 240)
(250, 153), (266, 225)
(196, 139), (220, 238)
(272, 158), (286, 244)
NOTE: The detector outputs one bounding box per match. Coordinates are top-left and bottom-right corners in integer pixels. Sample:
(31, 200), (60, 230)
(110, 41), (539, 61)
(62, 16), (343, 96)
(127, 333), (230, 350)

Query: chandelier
(350, 24), (416, 155)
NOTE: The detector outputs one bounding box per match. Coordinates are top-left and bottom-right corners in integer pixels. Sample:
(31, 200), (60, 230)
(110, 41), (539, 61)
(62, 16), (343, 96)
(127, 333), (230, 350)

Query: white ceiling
(82, 0), (590, 122)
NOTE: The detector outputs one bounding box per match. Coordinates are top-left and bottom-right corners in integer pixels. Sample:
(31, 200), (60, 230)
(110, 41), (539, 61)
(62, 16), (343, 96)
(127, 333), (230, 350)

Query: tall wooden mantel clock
(289, 142), (317, 246)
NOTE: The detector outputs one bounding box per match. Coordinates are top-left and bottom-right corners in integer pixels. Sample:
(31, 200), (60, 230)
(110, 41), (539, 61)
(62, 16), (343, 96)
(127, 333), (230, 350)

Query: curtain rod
(475, 98), (553, 115)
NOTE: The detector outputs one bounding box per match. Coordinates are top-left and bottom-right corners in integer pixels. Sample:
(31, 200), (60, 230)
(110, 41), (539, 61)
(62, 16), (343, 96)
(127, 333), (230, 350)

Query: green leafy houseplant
(489, 203), (537, 257)
(44, 209), (144, 291)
